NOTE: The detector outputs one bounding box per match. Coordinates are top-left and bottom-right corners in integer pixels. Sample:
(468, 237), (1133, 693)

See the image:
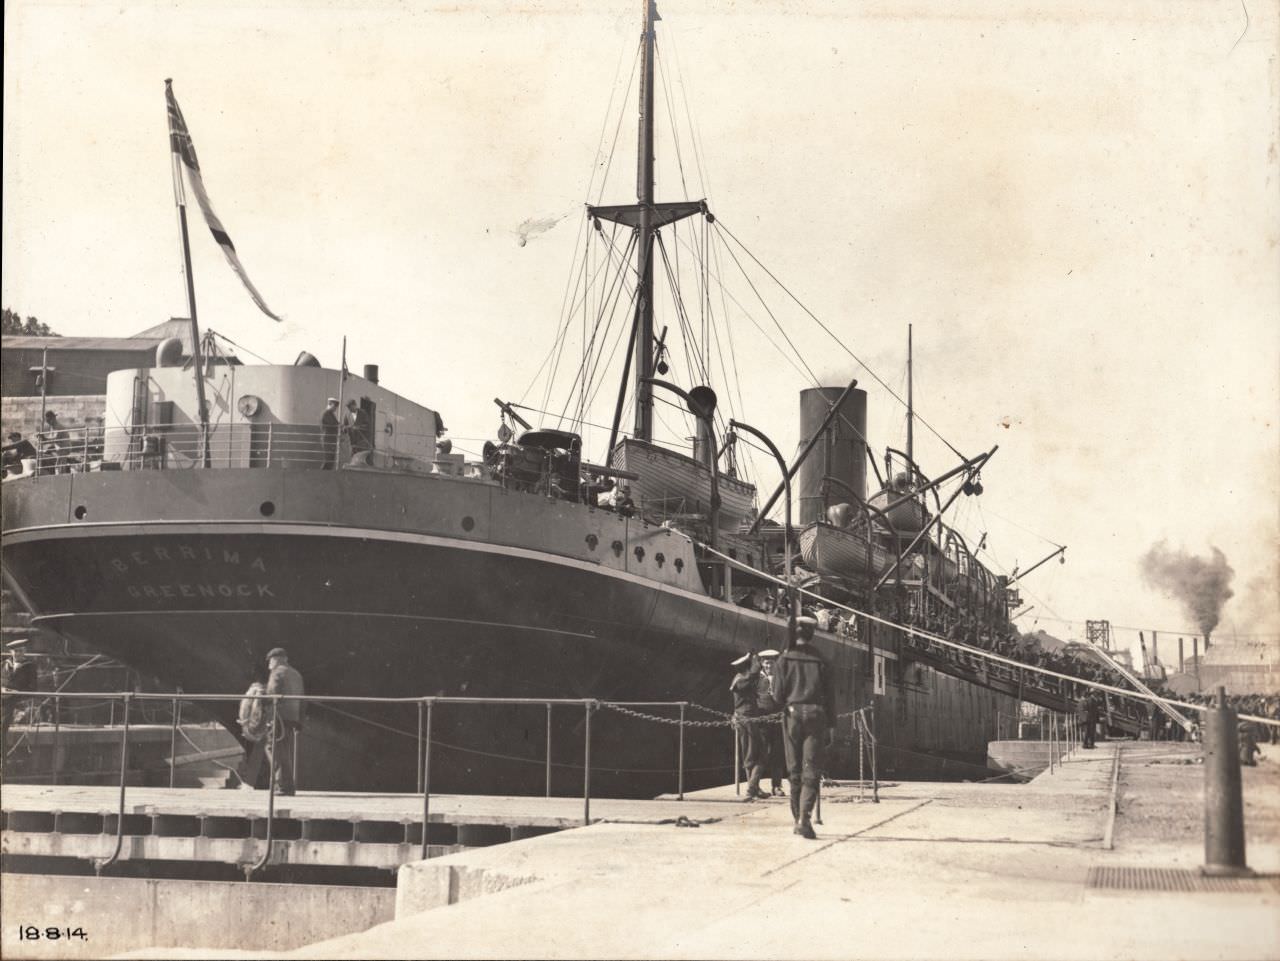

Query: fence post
(870, 706), (879, 803)
(857, 715), (865, 802)
(733, 716), (741, 796)
(267, 422), (274, 467)
(247, 698), (280, 881)
(416, 700), (424, 793)
(545, 703), (553, 799)
(95, 694), (132, 875)
(677, 703), (686, 801)
(583, 700), (593, 827)
(168, 695), (181, 788)
(52, 695), (61, 785)
(421, 699), (434, 860)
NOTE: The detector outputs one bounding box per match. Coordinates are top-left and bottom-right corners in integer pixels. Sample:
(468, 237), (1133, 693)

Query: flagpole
(336, 336), (347, 469)
(166, 79), (211, 468)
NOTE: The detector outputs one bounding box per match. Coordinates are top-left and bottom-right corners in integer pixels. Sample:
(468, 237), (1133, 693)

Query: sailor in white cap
(730, 651), (768, 800)
(756, 649), (787, 796)
(320, 397), (341, 469)
(775, 615), (835, 838)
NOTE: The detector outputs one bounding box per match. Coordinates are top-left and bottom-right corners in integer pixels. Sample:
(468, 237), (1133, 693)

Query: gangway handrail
(1079, 641), (1193, 733)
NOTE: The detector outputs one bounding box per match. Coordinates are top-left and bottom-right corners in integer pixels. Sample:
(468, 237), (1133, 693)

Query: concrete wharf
(1, 785), (733, 874)
(3, 741), (1278, 960)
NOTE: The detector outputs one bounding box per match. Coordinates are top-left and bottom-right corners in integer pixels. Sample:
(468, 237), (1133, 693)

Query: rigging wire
(560, 229), (640, 424)
(654, 37), (691, 200)
(711, 223), (820, 387)
(594, 38), (643, 206)
(713, 218), (966, 462)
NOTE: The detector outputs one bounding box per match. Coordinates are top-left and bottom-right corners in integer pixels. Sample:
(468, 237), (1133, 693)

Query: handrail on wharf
(3, 689), (699, 880)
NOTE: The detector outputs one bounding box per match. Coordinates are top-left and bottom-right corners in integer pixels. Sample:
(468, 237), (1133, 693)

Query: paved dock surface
(91, 741), (1278, 960)
(1, 783), (731, 829)
(5, 742), (1275, 959)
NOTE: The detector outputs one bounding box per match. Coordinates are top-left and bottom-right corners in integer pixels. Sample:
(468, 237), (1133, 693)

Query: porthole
(585, 534), (599, 550)
(612, 540), (624, 557)
(674, 558), (684, 573)
(73, 505), (88, 520)
(259, 501), (276, 517)
(634, 546), (645, 562)
(655, 552), (665, 568)
(461, 515), (476, 532)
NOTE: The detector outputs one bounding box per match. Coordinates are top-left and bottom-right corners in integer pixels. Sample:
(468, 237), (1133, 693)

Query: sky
(4, 0), (1278, 662)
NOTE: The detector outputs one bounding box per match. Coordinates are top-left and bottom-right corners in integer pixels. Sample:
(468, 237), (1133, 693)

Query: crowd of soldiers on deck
(1, 411), (104, 478)
(773, 597), (1280, 744)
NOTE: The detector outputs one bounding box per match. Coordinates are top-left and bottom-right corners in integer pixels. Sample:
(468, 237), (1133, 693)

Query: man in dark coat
(320, 398), (340, 468)
(265, 647), (305, 795)
(776, 617), (835, 838)
(1079, 692), (1100, 749)
(346, 400), (373, 460)
(731, 653), (767, 800)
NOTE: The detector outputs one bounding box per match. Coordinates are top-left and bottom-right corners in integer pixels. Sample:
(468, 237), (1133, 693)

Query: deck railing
(2, 424), (476, 479)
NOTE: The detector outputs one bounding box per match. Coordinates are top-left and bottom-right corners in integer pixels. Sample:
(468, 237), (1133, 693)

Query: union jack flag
(166, 80), (282, 322)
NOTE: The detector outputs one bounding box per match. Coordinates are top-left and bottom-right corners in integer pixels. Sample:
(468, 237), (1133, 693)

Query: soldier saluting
(776, 616), (835, 839)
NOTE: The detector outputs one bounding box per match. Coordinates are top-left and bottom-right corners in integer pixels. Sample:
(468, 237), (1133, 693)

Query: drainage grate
(1087, 866), (1280, 894)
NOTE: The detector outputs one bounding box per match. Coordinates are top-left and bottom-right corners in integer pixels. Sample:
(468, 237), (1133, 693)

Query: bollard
(1203, 687), (1250, 876)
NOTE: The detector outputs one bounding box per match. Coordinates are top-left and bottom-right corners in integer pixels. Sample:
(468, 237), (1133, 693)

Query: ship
(1, 1), (1023, 797)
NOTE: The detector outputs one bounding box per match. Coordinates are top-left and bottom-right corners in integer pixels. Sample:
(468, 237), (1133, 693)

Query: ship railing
(0, 689), (700, 879)
(3, 424), (490, 480)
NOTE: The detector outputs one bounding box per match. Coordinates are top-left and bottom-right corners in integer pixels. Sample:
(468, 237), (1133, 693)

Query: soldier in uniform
(265, 647), (305, 795)
(776, 617), (835, 838)
(757, 649), (787, 796)
(1079, 692), (1100, 749)
(730, 653), (767, 800)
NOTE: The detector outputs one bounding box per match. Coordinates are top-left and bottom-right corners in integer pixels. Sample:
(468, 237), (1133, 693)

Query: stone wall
(0, 874), (394, 956)
(1, 395), (106, 442)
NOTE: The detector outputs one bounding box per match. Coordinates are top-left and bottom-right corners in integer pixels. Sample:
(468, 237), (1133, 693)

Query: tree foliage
(1, 308), (59, 337)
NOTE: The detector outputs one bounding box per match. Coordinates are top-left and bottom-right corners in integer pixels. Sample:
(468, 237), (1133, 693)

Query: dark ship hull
(3, 467), (1014, 795)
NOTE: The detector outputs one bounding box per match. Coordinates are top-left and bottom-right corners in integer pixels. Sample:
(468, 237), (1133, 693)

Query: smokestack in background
(797, 386), (868, 525)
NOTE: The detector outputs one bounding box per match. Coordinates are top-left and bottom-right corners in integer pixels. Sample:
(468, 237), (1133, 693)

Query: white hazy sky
(4, 0), (1278, 658)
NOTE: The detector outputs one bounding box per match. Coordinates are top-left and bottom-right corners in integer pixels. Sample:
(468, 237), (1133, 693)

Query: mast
(906, 323), (914, 476)
(632, 0), (658, 443)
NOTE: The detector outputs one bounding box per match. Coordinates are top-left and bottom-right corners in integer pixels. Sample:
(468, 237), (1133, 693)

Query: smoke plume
(1139, 541), (1235, 635)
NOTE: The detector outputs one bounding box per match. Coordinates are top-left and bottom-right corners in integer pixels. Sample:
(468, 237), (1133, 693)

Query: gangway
(897, 637), (1149, 736)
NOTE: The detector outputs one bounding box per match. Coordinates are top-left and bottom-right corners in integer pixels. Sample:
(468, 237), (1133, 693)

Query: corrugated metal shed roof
(1, 335), (163, 351)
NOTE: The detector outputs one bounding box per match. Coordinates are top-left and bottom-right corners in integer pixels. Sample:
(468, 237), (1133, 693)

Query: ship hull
(4, 470), (1015, 794)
